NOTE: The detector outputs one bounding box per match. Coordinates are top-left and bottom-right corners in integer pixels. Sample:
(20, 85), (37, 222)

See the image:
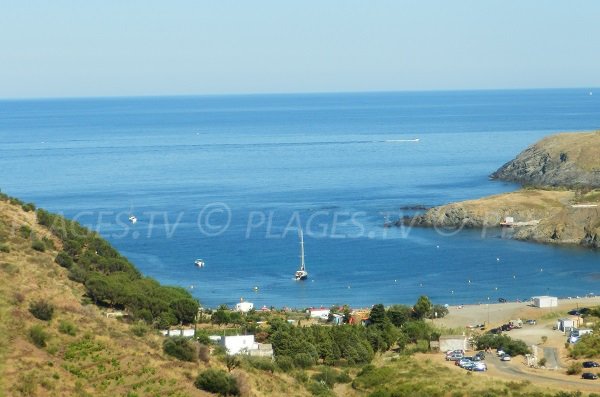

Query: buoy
(496, 257), (500, 261)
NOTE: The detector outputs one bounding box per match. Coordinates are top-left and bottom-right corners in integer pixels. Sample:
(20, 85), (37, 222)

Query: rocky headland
(399, 131), (600, 248)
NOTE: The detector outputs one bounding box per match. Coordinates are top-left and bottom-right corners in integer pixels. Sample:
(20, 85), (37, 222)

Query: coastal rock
(399, 189), (600, 248)
(490, 131), (600, 188)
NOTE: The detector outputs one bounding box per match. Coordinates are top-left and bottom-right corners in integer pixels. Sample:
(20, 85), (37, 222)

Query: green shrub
(29, 300), (55, 321)
(276, 356), (294, 372)
(31, 240), (46, 252)
(474, 333), (530, 356)
(30, 325), (49, 348)
(293, 352), (315, 369)
(336, 370), (352, 384)
(312, 367), (340, 388)
(194, 369), (239, 396)
(130, 322), (149, 337)
(0, 244), (10, 253)
(58, 320), (77, 336)
(245, 357), (275, 373)
(54, 252), (74, 269)
(566, 362), (582, 375)
(538, 357), (547, 367)
(22, 203), (36, 212)
(570, 334), (600, 358)
(163, 336), (197, 362)
(19, 225), (32, 239)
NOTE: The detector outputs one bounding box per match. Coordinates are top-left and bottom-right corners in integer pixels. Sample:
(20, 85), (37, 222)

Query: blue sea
(1, 89), (599, 308)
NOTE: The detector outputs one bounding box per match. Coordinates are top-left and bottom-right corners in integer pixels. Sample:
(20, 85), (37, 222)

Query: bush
(538, 357), (547, 367)
(474, 333), (530, 356)
(58, 320), (77, 336)
(163, 337), (197, 362)
(276, 356), (294, 372)
(19, 225), (32, 239)
(294, 352), (315, 369)
(245, 357), (275, 373)
(29, 300), (55, 321)
(22, 203), (36, 212)
(54, 252), (74, 269)
(130, 322), (149, 337)
(31, 240), (46, 252)
(566, 362), (582, 375)
(0, 244), (10, 253)
(198, 344), (210, 363)
(194, 369), (239, 396)
(30, 325), (49, 348)
(312, 367), (340, 388)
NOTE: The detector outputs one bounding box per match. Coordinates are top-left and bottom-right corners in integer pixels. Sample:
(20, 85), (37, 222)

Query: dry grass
(0, 200), (308, 397)
(533, 130), (600, 172)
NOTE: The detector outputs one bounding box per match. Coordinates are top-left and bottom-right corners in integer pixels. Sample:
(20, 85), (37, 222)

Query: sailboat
(294, 228), (308, 281)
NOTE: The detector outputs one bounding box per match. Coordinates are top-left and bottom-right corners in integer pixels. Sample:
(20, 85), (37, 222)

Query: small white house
(220, 335), (256, 355)
(160, 328), (196, 338)
(557, 318), (576, 332)
(308, 308), (330, 320)
(532, 296), (558, 308)
(235, 301), (254, 313)
(439, 335), (468, 352)
(217, 335), (273, 358)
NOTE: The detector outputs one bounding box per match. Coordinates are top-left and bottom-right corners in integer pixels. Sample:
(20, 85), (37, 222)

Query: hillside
(490, 131), (600, 188)
(2, 193), (600, 397)
(402, 189), (600, 248)
(0, 196), (306, 397)
(401, 131), (600, 248)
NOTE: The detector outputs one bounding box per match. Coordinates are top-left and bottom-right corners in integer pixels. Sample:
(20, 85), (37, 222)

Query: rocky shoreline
(396, 131), (600, 249)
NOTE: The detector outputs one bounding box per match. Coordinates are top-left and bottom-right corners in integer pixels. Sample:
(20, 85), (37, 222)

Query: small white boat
(128, 215), (137, 224)
(195, 259), (205, 268)
(294, 228), (308, 281)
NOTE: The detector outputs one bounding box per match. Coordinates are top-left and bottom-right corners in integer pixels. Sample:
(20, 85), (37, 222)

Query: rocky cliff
(490, 131), (600, 188)
(399, 131), (600, 248)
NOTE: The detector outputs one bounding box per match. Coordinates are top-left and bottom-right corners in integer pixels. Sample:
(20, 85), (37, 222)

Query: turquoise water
(1, 89), (599, 308)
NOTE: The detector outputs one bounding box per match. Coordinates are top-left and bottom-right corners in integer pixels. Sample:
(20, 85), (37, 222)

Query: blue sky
(1, 1), (599, 98)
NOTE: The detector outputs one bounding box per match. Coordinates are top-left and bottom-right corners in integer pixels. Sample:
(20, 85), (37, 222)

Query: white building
(308, 308), (330, 320)
(557, 318), (576, 332)
(160, 328), (196, 337)
(235, 301), (254, 313)
(439, 335), (468, 352)
(532, 296), (558, 308)
(216, 335), (273, 357)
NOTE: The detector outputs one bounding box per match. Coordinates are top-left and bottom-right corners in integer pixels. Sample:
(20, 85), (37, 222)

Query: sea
(1, 89), (599, 309)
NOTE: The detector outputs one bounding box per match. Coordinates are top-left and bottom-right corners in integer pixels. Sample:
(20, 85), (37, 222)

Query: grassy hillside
(2, 192), (599, 397)
(491, 130), (600, 188)
(0, 195), (308, 397)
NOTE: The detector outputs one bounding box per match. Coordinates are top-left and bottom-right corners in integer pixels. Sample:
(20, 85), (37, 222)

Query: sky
(1, 1), (599, 99)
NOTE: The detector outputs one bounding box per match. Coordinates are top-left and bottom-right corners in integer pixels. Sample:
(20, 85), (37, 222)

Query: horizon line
(0, 85), (597, 102)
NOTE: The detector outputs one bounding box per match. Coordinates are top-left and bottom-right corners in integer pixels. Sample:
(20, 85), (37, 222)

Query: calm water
(1, 89), (599, 308)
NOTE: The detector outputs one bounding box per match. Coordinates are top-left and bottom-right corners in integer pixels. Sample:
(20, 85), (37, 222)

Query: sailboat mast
(299, 228), (305, 271)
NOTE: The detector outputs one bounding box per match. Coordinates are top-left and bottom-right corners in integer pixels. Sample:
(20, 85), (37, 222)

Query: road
(485, 353), (597, 391)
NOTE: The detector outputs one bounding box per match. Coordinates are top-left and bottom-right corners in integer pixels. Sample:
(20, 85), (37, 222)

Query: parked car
(498, 297), (507, 303)
(458, 358), (473, 368)
(462, 362), (476, 370)
(583, 361), (600, 368)
(501, 323), (514, 331)
(474, 351), (486, 361)
(489, 327), (502, 334)
(496, 349), (506, 356)
(581, 372), (598, 380)
(446, 353), (464, 361)
(470, 362), (487, 371)
(525, 319), (537, 325)
(500, 354), (511, 361)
